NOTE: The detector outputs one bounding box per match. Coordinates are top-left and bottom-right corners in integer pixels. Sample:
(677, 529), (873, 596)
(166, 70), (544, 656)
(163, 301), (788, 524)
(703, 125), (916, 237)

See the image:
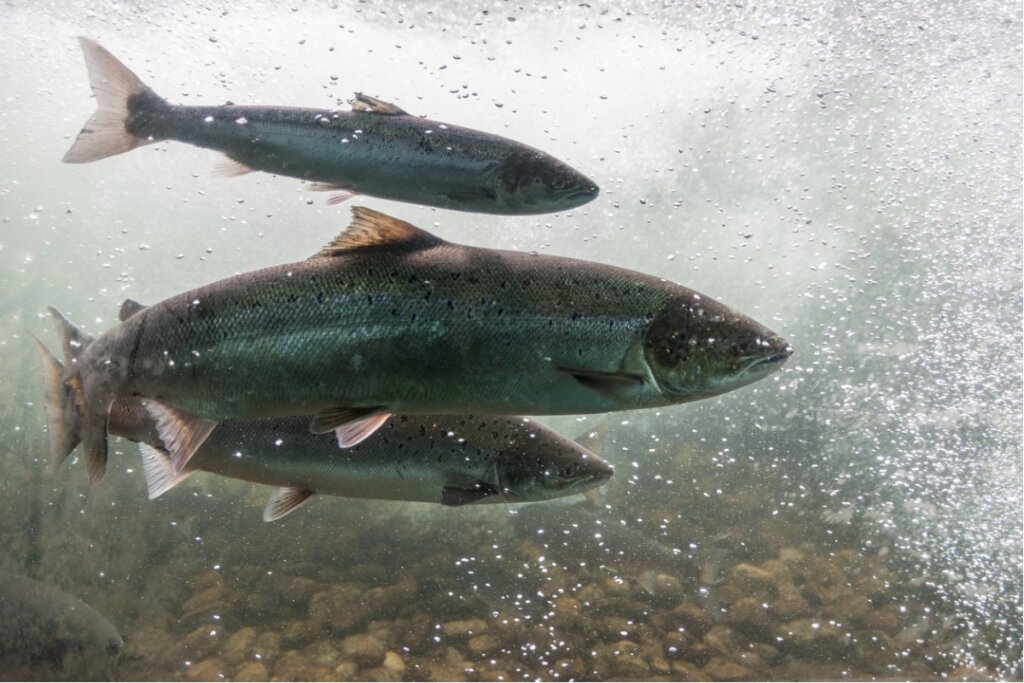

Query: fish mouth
(753, 342), (794, 370)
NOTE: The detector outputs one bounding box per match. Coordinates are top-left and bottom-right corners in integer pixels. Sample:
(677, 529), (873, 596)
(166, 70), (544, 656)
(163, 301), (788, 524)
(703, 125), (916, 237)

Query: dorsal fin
(311, 207), (447, 258)
(118, 299), (148, 322)
(350, 93), (407, 116)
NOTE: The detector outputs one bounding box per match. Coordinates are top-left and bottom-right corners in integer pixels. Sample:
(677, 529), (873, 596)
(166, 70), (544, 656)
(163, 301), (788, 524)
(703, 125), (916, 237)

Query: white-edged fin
(213, 155), (258, 177)
(311, 206), (447, 258)
(263, 487), (315, 522)
(333, 413), (391, 448)
(138, 443), (193, 499)
(141, 399), (218, 471)
(309, 405), (386, 433)
(327, 191), (358, 206)
(63, 37), (161, 163)
(118, 298), (148, 322)
(350, 93), (408, 116)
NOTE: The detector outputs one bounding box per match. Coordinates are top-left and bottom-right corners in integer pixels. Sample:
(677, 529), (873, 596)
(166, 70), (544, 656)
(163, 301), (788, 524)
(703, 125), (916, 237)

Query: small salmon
(63, 38), (599, 215)
(107, 399), (613, 519)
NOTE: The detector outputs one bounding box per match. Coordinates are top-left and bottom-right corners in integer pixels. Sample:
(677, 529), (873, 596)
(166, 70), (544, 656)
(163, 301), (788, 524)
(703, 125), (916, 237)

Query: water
(1, 0), (1021, 679)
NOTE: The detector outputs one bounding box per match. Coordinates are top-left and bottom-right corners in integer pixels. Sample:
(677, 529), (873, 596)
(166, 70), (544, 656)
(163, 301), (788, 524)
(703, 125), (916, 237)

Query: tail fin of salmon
(47, 307), (111, 485)
(63, 37), (164, 164)
(30, 335), (82, 471)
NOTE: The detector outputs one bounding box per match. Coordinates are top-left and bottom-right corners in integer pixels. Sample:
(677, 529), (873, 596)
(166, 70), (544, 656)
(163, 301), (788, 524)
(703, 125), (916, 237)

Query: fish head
(495, 430), (614, 502)
(496, 151), (599, 213)
(642, 292), (792, 401)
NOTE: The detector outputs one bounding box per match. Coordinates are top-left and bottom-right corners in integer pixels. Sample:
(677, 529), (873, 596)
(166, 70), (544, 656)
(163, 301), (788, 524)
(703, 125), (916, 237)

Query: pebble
(185, 657), (225, 681)
(340, 633), (386, 666)
(233, 661), (269, 682)
(383, 650), (405, 673)
(440, 618), (488, 639)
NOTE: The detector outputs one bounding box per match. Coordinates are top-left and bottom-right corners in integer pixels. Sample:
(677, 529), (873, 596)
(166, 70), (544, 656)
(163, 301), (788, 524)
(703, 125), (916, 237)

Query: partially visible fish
(63, 38), (599, 215)
(107, 398), (614, 520)
(33, 207), (792, 484)
(0, 570), (122, 680)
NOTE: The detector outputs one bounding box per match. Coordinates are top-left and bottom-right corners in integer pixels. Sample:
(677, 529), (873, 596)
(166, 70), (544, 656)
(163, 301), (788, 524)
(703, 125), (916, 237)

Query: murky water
(0, 1), (1020, 680)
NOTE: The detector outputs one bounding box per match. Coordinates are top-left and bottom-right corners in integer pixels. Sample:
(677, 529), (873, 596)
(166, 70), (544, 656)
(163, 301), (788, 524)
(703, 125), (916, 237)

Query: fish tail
(30, 335), (82, 471)
(45, 307), (111, 485)
(63, 37), (166, 163)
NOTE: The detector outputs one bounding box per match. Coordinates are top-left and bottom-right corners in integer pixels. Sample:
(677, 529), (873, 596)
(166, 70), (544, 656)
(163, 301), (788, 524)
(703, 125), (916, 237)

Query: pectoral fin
(263, 487), (315, 522)
(560, 368), (645, 399)
(333, 413), (391, 448)
(142, 400), (218, 472)
(441, 483), (499, 507)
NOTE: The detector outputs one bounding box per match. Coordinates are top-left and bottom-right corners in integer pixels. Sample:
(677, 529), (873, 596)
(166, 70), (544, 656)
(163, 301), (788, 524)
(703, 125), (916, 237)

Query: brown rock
(670, 602), (712, 638)
(729, 563), (776, 592)
(382, 651), (405, 674)
(307, 585), (371, 634)
(769, 582), (811, 621)
(702, 656), (752, 682)
(440, 618), (488, 639)
(340, 633), (386, 667)
(361, 666), (401, 682)
(253, 631), (281, 662)
(862, 608), (901, 635)
(273, 649), (320, 681)
(671, 660), (712, 681)
(467, 633), (500, 654)
(234, 661), (269, 682)
(185, 657), (225, 681)
(304, 639), (339, 667)
(723, 597), (772, 638)
(553, 657), (585, 678)
(702, 625), (744, 659)
(222, 627), (256, 666)
(334, 661), (358, 679)
(181, 585), (226, 617)
(775, 618), (851, 660)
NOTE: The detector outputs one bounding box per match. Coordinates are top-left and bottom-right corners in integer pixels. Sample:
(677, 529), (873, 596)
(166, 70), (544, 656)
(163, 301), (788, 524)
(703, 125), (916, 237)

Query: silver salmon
(63, 38), (599, 215)
(107, 399), (613, 519)
(33, 207), (791, 484)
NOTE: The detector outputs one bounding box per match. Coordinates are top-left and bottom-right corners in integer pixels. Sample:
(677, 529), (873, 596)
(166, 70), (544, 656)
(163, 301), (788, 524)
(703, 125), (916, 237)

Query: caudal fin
(63, 37), (164, 163)
(46, 307), (112, 485)
(30, 335), (82, 470)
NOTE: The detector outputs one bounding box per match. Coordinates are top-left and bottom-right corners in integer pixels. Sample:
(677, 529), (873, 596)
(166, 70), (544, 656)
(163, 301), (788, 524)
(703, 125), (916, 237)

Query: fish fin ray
(312, 207), (446, 258)
(333, 412), (391, 448)
(212, 155), (258, 177)
(309, 406), (386, 434)
(263, 487), (315, 522)
(63, 37), (164, 163)
(306, 182), (359, 206)
(30, 335), (81, 470)
(42, 308), (110, 482)
(118, 299), (148, 322)
(442, 484), (499, 507)
(138, 443), (192, 499)
(559, 367), (644, 399)
(142, 400), (218, 472)
(349, 93), (408, 116)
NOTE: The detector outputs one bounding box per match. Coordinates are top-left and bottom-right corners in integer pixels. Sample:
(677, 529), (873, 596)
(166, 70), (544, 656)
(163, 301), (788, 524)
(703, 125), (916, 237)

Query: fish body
(0, 571), (122, 679)
(64, 38), (598, 215)
(35, 208), (791, 483)
(107, 399), (613, 516)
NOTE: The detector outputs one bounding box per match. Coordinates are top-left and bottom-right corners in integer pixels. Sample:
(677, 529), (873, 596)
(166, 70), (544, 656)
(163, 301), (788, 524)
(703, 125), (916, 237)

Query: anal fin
(307, 182), (359, 206)
(263, 487), (315, 522)
(213, 155), (258, 177)
(142, 399), (218, 471)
